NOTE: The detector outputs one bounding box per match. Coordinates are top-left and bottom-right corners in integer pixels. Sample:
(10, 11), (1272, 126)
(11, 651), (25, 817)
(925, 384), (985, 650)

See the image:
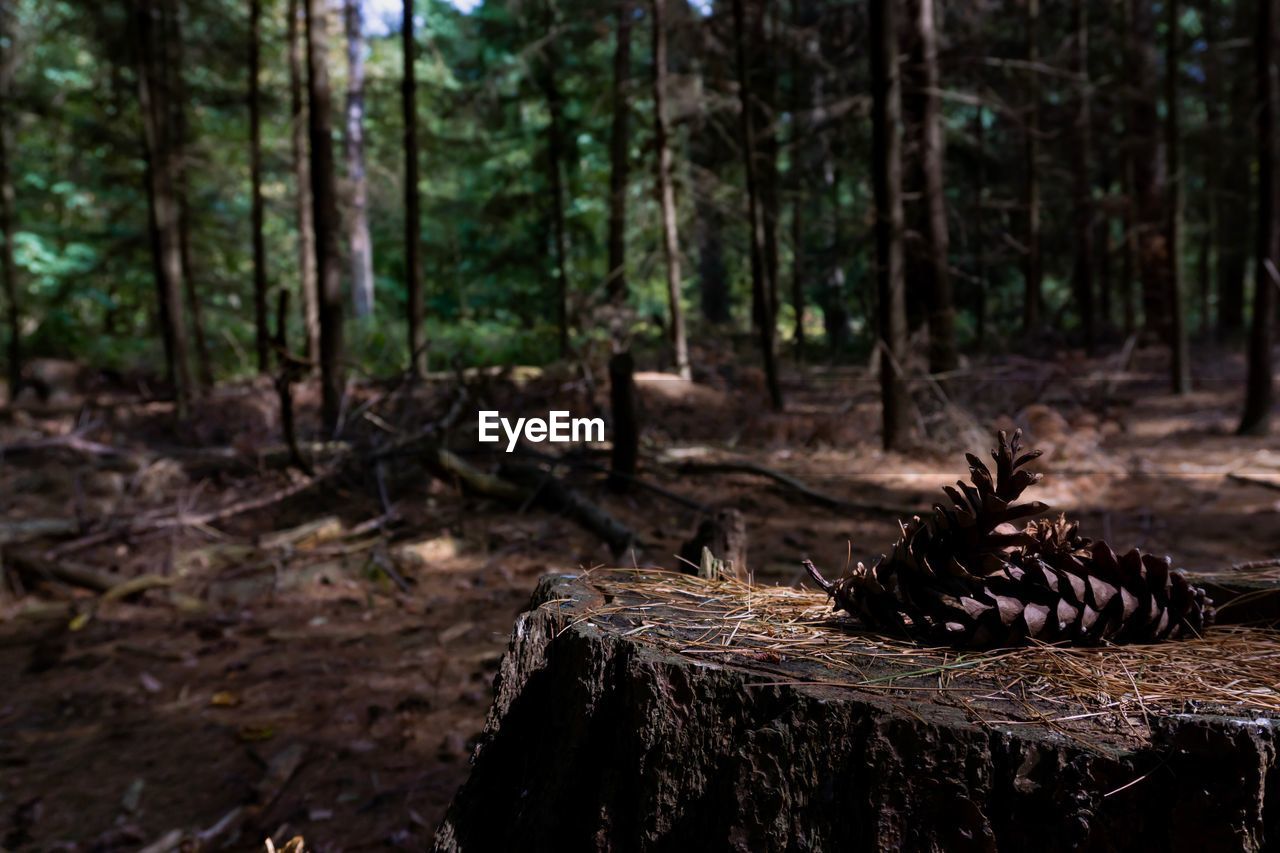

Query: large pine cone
(804, 430), (1214, 648)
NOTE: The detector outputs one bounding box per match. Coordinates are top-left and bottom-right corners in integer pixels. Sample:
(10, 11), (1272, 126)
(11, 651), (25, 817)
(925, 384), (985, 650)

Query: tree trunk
(0, 5), (21, 400)
(916, 0), (955, 374)
(1201, 0), (1221, 338)
(871, 0), (909, 451)
(288, 0), (320, 365)
(433, 573), (1280, 851)
(1166, 0), (1191, 393)
(250, 0), (270, 374)
(1240, 0), (1276, 435)
(607, 351), (638, 493)
(1218, 1), (1252, 339)
(403, 0), (426, 376)
(1023, 0), (1042, 334)
(972, 105), (987, 349)
(136, 0), (192, 418)
(540, 8), (571, 360)
(1071, 0), (1095, 350)
(1130, 0), (1169, 341)
(344, 0), (374, 319)
(732, 0), (783, 411)
(304, 0), (345, 433)
(651, 0), (689, 380)
(167, 4), (211, 392)
(605, 0), (632, 305)
(789, 0), (806, 359)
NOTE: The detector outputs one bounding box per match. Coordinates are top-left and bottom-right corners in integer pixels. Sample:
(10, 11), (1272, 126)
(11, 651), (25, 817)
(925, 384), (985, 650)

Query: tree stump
(433, 571), (1280, 852)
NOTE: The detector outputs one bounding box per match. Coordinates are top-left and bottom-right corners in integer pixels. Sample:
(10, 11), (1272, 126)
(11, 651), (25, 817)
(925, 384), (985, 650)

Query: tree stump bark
(433, 572), (1280, 852)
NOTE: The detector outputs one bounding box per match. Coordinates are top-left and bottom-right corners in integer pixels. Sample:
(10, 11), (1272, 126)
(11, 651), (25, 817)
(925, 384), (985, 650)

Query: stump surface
(434, 571), (1280, 852)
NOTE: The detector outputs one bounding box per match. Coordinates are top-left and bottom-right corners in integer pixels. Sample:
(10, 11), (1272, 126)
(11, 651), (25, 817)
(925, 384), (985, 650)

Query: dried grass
(571, 570), (1280, 729)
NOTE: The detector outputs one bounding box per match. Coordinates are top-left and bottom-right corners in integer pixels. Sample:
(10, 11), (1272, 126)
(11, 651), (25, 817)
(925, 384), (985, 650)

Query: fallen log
(673, 457), (919, 516)
(434, 571), (1280, 852)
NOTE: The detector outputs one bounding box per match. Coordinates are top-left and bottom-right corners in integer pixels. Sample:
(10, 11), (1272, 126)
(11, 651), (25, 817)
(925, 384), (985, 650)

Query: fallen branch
(5, 549), (169, 599)
(0, 518), (80, 545)
(1227, 472), (1280, 493)
(674, 458), (918, 516)
(500, 462), (637, 556)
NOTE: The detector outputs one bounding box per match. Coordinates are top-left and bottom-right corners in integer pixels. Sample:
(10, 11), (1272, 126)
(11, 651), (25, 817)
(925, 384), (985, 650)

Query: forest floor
(0, 344), (1277, 851)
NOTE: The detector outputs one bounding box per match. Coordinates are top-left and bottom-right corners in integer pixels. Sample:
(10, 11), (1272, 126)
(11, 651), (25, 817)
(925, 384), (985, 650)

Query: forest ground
(0, 344), (1277, 851)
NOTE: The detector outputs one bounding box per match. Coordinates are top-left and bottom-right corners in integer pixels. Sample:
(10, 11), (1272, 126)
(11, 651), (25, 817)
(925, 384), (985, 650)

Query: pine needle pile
(565, 571), (1280, 734)
(805, 429), (1215, 648)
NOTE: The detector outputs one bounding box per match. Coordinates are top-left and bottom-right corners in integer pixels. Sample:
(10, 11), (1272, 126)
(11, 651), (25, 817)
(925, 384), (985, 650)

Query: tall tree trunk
(1218, 0), (1251, 338)
(288, 0), (320, 365)
(304, 0), (345, 433)
(250, 0), (270, 373)
(732, 0), (783, 410)
(916, 0), (955, 373)
(137, 0), (192, 418)
(1240, 0), (1276, 435)
(789, 0), (806, 359)
(651, 0), (689, 380)
(1097, 159), (1114, 331)
(1130, 0), (1168, 341)
(870, 0), (909, 450)
(0, 3), (21, 400)
(1166, 0), (1191, 393)
(1023, 0), (1042, 334)
(973, 105), (987, 349)
(1201, 0), (1221, 337)
(167, 4), (211, 391)
(344, 0), (374, 318)
(403, 0), (426, 376)
(1071, 0), (1095, 349)
(605, 0), (632, 304)
(539, 4), (571, 359)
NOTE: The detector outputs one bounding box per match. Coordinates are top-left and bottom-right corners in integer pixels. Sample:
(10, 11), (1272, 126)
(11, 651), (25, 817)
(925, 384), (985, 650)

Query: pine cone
(804, 429), (1214, 648)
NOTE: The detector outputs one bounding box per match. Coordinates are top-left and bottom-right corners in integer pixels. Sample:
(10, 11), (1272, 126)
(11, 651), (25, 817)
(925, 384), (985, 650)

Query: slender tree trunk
(288, 0), (320, 365)
(250, 0), (270, 373)
(1201, 0), (1220, 337)
(1071, 0), (1095, 350)
(607, 351), (638, 492)
(403, 0), (426, 376)
(1097, 159), (1114, 331)
(871, 0), (909, 450)
(344, 0), (374, 318)
(0, 5), (21, 399)
(789, 0), (805, 359)
(1166, 0), (1191, 393)
(1219, 1), (1251, 338)
(137, 0), (192, 418)
(1023, 0), (1042, 334)
(605, 0), (632, 304)
(304, 0), (345, 433)
(1130, 0), (1168, 340)
(973, 105), (987, 349)
(539, 4), (571, 359)
(916, 0), (955, 373)
(167, 4), (211, 391)
(1240, 0), (1276, 435)
(732, 0), (782, 410)
(651, 0), (689, 379)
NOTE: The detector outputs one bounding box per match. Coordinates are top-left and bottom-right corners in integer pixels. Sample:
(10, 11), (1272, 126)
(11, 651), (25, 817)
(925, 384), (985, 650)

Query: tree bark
(344, 0), (374, 319)
(732, 0), (783, 411)
(1129, 0), (1169, 341)
(304, 0), (345, 433)
(972, 105), (987, 349)
(607, 351), (638, 493)
(136, 0), (192, 418)
(250, 0), (270, 373)
(789, 0), (806, 359)
(916, 0), (955, 374)
(1240, 0), (1276, 435)
(1201, 0), (1221, 338)
(1218, 1), (1252, 339)
(403, 0), (426, 376)
(1166, 0), (1191, 393)
(539, 6), (571, 359)
(0, 4), (21, 400)
(434, 573), (1280, 851)
(288, 0), (320, 365)
(605, 0), (632, 305)
(1023, 0), (1042, 334)
(871, 0), (909, 451)
(1071, 0), (1095, 350)
(651, 0), (689, 380)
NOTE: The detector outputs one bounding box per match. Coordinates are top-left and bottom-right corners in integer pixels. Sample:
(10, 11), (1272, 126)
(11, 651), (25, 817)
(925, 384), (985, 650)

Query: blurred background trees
(0, 0), (1273, 434)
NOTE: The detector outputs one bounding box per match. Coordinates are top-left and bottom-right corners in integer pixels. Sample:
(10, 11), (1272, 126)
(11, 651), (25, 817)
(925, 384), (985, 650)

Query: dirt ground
(0, 346), (1277, 850)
